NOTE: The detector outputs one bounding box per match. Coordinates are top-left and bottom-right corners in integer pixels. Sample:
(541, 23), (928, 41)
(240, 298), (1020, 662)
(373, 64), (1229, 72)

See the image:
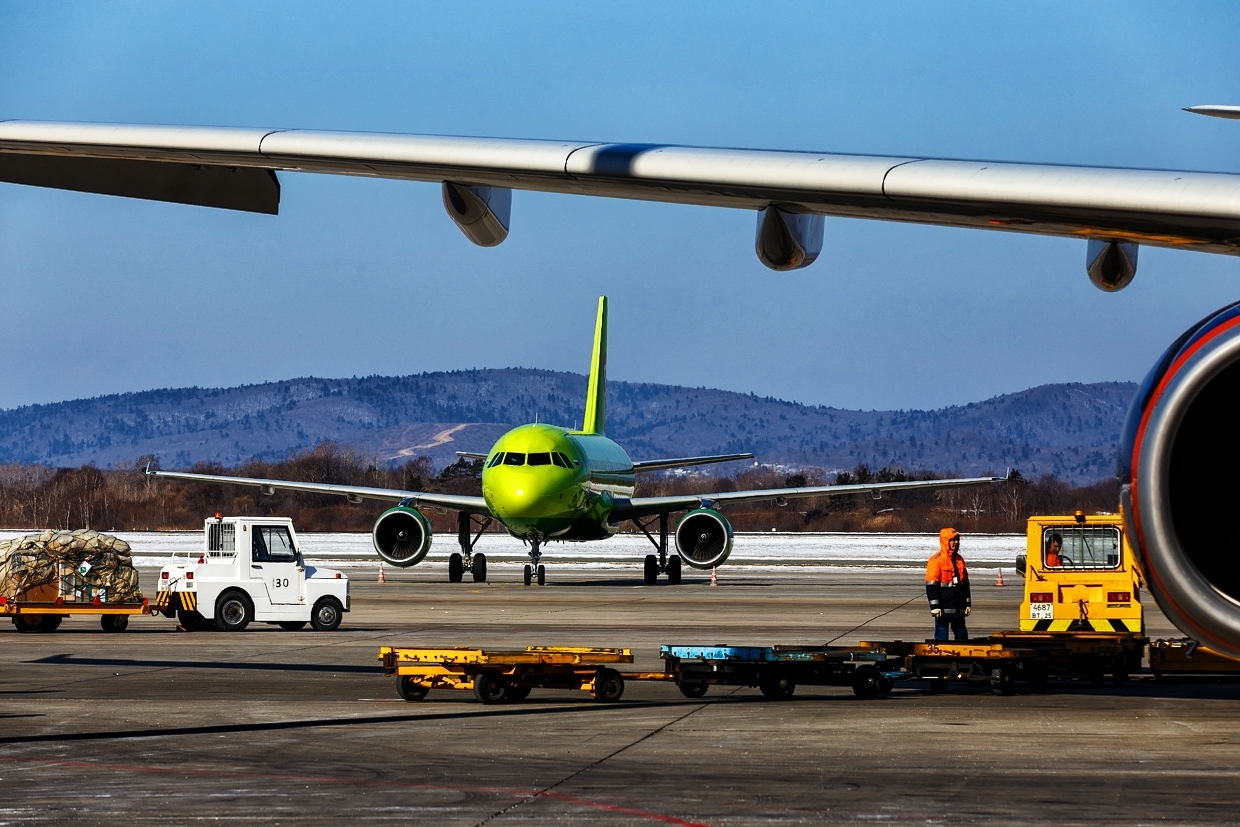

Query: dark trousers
(934, 614), (968, 641)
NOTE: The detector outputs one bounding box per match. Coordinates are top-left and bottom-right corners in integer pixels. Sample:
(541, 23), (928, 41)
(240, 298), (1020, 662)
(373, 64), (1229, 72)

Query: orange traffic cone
(710, 567), (718, 587)
(378, 562), (386, 584)
(994, 567), (1005, 587)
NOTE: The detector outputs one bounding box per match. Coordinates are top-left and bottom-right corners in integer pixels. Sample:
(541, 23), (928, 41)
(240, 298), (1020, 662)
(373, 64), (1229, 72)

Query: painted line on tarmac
(0, 755), (712, 827)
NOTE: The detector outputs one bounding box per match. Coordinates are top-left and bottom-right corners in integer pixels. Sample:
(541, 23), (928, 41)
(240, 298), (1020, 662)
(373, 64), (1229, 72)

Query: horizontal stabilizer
(632, 453), (755, 473)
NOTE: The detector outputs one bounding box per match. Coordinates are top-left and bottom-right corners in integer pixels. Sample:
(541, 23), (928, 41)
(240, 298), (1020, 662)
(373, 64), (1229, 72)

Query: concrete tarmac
(3, 565), (1239, 825)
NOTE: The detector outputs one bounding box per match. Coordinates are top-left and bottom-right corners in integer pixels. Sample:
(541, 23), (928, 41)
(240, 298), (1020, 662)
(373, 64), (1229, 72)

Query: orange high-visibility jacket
(926, 527), (971, 616)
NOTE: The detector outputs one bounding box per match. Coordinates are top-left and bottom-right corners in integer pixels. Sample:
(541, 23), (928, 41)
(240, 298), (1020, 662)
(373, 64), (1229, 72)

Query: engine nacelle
(755, 206), (823, 271)
(1087, 239), (1138, 291)
(674, 508), (734, 569)
(442, 181), (511, 247)
(372, 505), (433, 567)
(1121, 300), (1240, 657)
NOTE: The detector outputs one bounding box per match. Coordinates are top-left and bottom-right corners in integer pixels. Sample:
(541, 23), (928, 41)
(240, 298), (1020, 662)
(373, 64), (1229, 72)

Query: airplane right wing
(2, 120), (1240, 274)
(631, 453), (754, 472)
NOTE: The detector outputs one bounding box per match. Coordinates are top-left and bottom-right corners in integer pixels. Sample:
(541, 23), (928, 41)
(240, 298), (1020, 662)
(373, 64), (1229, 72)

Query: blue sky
(1, 2), (1239, 411)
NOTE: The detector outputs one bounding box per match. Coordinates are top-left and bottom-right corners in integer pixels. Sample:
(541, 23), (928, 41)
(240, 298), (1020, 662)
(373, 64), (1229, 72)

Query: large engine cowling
(372, 505), (433, 567)
(1121, 300), (1240, 657)
(674, 508), (734, 569)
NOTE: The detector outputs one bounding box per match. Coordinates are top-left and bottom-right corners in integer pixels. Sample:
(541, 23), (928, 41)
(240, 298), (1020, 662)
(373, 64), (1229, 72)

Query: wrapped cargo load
(0, 529), (141, 603)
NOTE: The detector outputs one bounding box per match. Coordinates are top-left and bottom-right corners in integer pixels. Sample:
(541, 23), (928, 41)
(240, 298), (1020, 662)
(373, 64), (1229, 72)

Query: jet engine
(674, 508), (734, 568)
(1121, 300), (1240, 657)
(372, 505), (433, 567)
(442, 181), (511, 247)
(755, 206), (823, 271)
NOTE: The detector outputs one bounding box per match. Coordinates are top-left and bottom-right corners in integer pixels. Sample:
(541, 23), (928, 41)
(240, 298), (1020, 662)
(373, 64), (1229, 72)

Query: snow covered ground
(0, 529), (1025, 572)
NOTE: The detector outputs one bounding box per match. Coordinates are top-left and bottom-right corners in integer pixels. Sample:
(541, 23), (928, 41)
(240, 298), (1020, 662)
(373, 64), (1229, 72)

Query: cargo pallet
(659, 644), (910, 700)
(379, 646), (637, 704)
(2, 594), (153, 633)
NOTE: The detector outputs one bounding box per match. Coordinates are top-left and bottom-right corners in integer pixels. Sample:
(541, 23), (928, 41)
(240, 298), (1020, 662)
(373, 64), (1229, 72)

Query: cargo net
(0, 530), (141, 603)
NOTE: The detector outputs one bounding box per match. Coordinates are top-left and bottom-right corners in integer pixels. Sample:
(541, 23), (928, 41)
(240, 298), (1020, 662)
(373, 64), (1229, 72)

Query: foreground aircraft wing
(631, 453), (754, 472)
(148, 468), (491, 515)
(611, 474), (1004, 522)
(2, 121), (1240, 265)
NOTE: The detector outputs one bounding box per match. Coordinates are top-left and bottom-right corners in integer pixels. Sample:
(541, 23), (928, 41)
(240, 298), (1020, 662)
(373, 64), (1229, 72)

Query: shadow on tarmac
(28, 653), (385, 673)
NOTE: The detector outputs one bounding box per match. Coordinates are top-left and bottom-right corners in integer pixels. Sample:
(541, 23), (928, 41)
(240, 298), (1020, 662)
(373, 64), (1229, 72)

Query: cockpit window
(503, 452), (525, 466)
(528, 452), (552, 466)
(552, 452), (570, 468)
(487, 453), (505, 468)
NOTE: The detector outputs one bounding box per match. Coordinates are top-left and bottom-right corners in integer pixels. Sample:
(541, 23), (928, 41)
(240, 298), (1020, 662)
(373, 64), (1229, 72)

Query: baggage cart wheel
(592, 668), (625, 702)
(215, 590), (253, 632)
(667, 555), (682, 585)
(852, 667), (882, 700)
(523, 564), (533, 586)
(878, 677), (895, 695)
(643, 554), (658, 585)
(928, 679), (949, 694)
(448, 553), (464, 583)
(100, 614), (129, 633)
(472, 553), (487, 583)
(505, 685), (532, 702)
(15, 615), (58, 632)
(759, 675), (796, 700)
(396, 676), (430, 702)
(278, 621), (307, 631)
(1112, 668), (1128, 687)
(537, 565), (546, 586)
(311, 597), (343, 632)
(1028, 664), (1049, 694)
(473, 671), (507, 704)
(990, 668), (1015, 696)
(679, 682), (709, 698)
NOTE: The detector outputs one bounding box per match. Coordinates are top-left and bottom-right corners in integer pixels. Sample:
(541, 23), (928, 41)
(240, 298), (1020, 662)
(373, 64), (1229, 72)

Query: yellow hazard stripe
(180, 591), (196, 612)
(154, 591), (170, 609)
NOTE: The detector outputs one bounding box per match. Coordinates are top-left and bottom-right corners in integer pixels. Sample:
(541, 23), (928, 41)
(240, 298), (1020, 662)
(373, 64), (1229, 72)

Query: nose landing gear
(523, 537), (546, 586)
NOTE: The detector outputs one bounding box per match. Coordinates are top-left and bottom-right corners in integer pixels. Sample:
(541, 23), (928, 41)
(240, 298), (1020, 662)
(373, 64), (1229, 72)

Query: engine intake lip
(1132, 314), (1240, 656)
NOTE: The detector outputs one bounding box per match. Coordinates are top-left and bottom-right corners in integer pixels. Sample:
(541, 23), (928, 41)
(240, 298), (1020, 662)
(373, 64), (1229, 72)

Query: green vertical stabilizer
(582, 296), (607, 434)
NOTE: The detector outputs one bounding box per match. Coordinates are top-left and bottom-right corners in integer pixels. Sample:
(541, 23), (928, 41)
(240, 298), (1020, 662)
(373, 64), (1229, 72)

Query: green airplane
(151, 297), (1001, 586)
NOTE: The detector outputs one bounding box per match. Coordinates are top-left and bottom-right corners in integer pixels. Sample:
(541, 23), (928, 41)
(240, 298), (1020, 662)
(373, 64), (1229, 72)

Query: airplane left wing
(610, 473), (1004, 522)
(148, 468), (491, 515)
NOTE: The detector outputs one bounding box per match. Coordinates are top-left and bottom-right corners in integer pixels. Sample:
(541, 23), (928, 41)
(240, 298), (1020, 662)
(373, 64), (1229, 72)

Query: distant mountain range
(0, 371), (1137, 484)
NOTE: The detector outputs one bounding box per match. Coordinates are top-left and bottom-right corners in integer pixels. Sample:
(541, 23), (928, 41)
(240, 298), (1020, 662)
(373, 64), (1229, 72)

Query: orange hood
(939, 527), (960, 555)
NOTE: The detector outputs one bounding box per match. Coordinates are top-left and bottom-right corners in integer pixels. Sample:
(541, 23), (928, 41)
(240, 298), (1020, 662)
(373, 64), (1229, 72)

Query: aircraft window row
(487, 451), (576, 468)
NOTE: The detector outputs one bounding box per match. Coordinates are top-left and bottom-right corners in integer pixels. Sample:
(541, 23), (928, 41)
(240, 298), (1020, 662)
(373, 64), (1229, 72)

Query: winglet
(582, 296), (607, 435)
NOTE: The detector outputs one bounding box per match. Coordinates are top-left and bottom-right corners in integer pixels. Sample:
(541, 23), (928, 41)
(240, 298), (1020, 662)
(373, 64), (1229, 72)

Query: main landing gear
(449, 512), (493, 584)
(635, 513), (682, 585)
(523, 536), (546, 586)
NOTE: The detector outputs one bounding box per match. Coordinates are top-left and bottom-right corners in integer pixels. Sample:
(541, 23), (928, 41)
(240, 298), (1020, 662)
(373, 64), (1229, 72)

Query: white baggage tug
(154, 515), (349, 632)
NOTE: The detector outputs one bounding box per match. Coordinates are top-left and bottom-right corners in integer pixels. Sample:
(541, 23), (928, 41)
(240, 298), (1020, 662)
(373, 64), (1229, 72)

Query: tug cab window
(527, 452), (552, 466)
(253, 526), (299, 563)
(1043, 526), (1121, 570)
(503, 453), (526, 466)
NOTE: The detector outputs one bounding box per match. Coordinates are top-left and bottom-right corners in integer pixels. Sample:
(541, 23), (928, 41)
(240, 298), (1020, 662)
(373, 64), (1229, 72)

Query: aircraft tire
(523, 564), (532, 586)
(643, 554), (658, 585)
(472, 553), (487, 583)
(448, 553), (464, 583)
(667, 555), (682, 585)
(537, 565), (546, 586)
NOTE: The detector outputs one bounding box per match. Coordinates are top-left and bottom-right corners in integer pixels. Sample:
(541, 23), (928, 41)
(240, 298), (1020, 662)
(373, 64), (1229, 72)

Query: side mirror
(1015, 554), (1027, 577)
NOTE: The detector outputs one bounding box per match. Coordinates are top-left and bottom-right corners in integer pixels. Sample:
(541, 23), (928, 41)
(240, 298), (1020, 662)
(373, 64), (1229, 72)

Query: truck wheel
(100, 614), (129, 633)
(759, 675), (796, 700)
(278, 621), (307, 631)
(215, 591), (253, 632)
(311, 597), (343, 632)
(396, 676), (429, 702)
(448, 553), (464, 583)
(472, 553), (487, 583)
(473, 671), (507, 704)
(679, 682), (708, 698)
(592, 669), (625, 702)
(667, 555), (682, 585)
(643, 554), (658, 585)
(851, 667), (882, 700)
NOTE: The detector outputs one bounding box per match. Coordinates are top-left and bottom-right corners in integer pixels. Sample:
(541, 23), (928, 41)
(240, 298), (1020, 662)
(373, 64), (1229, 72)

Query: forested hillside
(0, 371), (1137, 484)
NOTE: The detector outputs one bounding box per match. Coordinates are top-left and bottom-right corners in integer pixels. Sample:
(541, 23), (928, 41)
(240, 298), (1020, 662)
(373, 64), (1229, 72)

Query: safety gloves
(931, 608), (943, 617)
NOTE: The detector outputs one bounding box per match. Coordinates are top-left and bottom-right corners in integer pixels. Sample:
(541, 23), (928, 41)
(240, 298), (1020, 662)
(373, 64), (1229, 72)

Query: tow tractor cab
(157, 516), (349, 632)
(1017, 513), (1142, 634)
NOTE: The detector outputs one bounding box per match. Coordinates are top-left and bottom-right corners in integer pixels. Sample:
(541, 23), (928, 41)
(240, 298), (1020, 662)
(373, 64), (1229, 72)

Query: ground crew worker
(926, 527), (971, 641)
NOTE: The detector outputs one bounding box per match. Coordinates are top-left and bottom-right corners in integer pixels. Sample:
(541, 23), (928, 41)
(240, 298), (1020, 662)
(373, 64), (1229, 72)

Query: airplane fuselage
(480, 423), (635, 541)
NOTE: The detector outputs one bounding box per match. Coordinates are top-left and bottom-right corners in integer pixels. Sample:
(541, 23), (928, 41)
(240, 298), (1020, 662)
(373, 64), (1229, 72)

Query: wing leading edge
(148, 468), (491, 515)
(2, 120), (1240, 254)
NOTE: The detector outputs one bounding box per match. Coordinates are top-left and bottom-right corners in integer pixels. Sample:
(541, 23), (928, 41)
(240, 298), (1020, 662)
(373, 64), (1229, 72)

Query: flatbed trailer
(658, 644), (910, 700)
(379, 645), (636, 704)
(1, 595), (154, 633)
